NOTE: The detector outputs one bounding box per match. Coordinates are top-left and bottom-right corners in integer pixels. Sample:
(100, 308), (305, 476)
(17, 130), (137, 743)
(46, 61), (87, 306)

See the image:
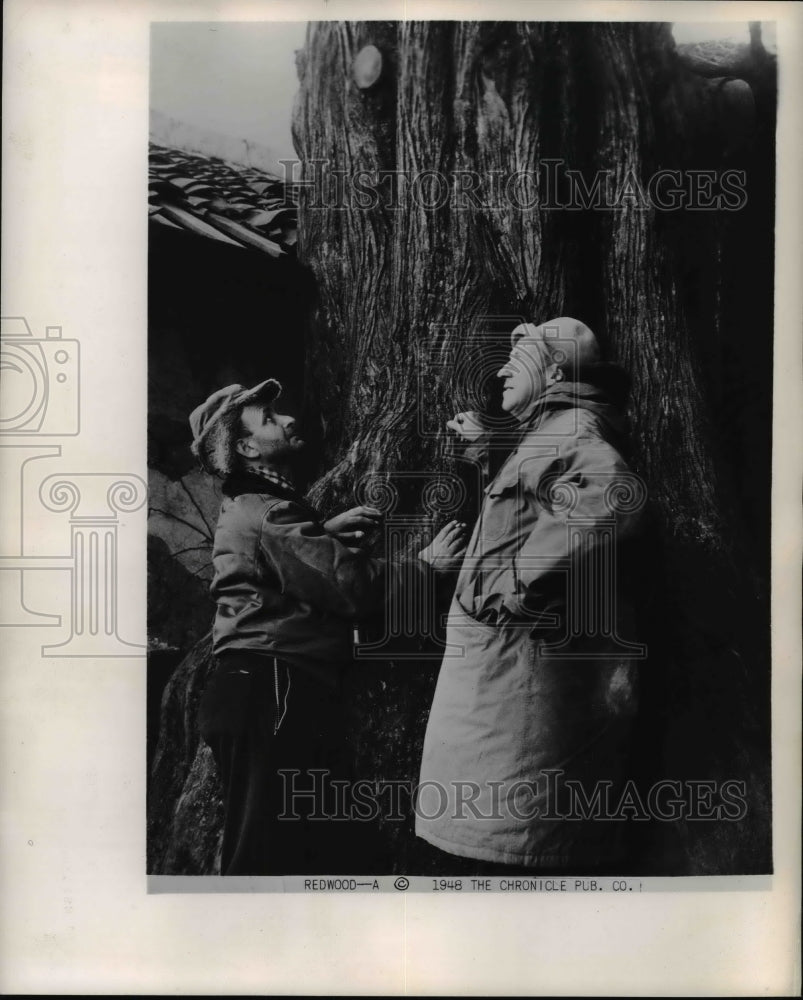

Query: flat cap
(189, 378), (282, 469)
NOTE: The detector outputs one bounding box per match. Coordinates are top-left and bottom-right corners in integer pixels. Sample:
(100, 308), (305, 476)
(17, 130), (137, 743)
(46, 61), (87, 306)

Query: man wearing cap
(416, 317), (645, 872)
(189, 379), (466, 875)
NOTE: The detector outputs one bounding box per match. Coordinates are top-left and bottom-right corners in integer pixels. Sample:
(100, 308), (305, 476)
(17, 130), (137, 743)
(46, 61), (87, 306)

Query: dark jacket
(209, 470), (425, 685)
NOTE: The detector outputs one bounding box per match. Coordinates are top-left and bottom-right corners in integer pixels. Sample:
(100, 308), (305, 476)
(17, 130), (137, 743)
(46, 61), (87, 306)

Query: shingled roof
(148, 141), (298, 257)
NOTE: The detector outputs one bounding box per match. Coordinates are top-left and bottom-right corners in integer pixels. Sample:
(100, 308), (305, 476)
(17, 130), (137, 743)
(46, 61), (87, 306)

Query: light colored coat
(416, 378), (645, 868)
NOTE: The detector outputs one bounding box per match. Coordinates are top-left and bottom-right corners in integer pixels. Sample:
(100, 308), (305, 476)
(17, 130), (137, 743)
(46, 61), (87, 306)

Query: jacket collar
(517, 363), (631, 440)
(222, 466), (300, 501)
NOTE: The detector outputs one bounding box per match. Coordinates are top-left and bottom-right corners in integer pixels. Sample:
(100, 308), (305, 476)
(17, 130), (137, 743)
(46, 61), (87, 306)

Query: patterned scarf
(248, 463), (296, 495)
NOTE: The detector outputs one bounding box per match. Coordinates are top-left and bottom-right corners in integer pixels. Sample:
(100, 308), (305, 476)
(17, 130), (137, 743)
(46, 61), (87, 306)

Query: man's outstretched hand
(418, 520), (469, 573)
(323, 505), (382, 545)
(446, 411), (487, 442)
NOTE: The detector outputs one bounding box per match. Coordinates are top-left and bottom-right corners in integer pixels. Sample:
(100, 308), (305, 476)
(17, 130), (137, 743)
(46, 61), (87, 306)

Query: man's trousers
(198, 651), (350, 876)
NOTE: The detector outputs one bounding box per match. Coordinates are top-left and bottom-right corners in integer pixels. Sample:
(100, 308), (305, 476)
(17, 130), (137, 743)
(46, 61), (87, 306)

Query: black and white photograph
(1, 0), (800, 994)
(147, 18), (776, 882)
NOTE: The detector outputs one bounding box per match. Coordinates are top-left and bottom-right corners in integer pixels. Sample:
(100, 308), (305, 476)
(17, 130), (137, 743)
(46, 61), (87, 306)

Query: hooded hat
(510, 316), (601, 374)
(508, 318), (629, 433)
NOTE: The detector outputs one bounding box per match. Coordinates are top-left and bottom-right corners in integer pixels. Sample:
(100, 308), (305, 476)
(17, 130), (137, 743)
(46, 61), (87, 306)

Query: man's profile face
(238, 403), (305, 464)
(497, 339), (548, 416)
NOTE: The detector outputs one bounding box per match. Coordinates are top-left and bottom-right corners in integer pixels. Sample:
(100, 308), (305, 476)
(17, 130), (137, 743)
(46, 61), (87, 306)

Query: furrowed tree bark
(149, 21), (773, 875)
(292, 21), (774, 875)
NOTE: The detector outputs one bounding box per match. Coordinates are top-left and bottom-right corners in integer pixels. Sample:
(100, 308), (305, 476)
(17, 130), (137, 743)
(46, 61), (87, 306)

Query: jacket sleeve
(502, 439), (643, 620)
(258, 499), (431, 619)
(459, 430), (495, 479)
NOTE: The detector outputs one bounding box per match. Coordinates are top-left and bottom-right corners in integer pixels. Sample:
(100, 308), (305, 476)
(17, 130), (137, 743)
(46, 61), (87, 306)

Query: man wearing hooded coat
(416, 317), (646, 872)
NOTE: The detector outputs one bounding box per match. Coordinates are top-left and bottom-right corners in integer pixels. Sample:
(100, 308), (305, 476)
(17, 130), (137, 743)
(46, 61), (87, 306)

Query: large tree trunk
(148, 20), (774, 875)
(292, 20), (774, 875)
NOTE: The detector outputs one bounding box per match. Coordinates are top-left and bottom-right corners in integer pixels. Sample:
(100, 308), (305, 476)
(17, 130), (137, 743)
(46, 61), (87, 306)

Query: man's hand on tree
(418, 520), (468, 573)
(446, 411), (487, 442)
(323, 505), (382, 546)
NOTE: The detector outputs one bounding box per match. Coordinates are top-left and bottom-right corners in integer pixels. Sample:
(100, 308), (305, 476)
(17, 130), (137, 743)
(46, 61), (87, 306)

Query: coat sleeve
(502, 438), (643, 620)
(459, 430), (494, 479)
(258, 499), (431, 619)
